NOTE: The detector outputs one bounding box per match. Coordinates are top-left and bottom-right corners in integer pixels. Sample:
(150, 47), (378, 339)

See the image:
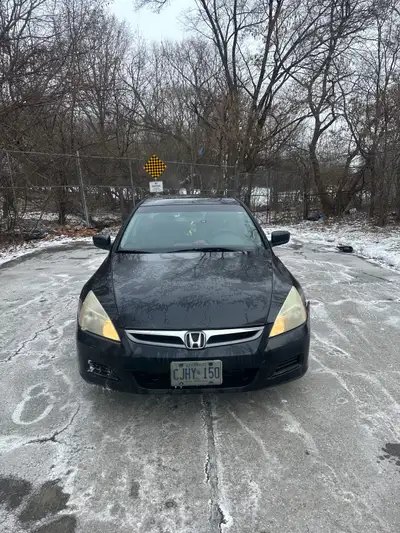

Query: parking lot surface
(0, 241), (399, 533)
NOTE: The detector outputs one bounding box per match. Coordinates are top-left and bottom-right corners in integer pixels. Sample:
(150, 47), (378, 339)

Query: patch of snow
(251, 187), (270, 208)
(0, 236), (94, 266)
(263, 219), (400, 271)
(22, 211), (60, 222)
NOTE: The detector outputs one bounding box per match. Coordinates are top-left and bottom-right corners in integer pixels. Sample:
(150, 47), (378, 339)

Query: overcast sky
(109, 0), (188, 41)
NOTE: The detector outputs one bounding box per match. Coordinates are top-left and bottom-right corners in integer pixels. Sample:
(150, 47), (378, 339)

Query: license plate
(170, 360), (223, 387)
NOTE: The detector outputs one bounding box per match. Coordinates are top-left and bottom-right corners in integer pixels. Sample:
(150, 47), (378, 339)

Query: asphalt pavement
(0, 240), (399, 533)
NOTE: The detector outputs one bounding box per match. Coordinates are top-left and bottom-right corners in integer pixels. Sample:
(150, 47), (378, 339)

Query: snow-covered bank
(1, 218), (399, 272)
(0, 235), (93, 266)
(0, 225), (120, 267)
(263, 219), (400, 271)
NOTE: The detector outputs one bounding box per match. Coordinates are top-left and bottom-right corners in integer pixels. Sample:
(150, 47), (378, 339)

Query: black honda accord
(76, 196), (310, 393)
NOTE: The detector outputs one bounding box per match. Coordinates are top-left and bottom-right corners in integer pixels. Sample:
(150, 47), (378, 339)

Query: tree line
(1, 0), (400, 226)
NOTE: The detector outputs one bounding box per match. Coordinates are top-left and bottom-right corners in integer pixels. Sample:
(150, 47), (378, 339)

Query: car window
(119, 204), (265, 252)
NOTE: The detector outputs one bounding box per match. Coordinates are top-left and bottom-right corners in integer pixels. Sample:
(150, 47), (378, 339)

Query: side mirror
(271, 230), (290, 247)
(93, 234), (111, 250)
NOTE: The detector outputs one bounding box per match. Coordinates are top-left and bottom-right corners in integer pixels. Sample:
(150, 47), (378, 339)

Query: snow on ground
(1, 213), (399, 272)
(0, 226), (120, 267)
(1, 244), (400, 533)
(0, 235), (93, 266)
(0, 207), (123, 266)
(263, 218), (400, 271)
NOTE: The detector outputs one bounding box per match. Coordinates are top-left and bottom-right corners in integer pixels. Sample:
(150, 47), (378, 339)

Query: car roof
(141, 196), (241, 206)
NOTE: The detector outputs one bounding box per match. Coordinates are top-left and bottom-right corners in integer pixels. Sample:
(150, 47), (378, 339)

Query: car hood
(111, 251), (274, 330)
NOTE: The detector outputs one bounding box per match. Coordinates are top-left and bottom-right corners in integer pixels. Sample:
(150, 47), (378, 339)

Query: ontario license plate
(170, 360), (223, 387)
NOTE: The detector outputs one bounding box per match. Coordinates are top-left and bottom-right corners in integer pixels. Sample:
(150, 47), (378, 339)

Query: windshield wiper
(118, 249), (153, 254)
(118, 247), (253, 254)
(167, 247), (244, 253)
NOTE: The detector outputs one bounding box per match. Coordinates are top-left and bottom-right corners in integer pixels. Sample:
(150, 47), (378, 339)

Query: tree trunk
(119, 188), (126, 221)
(376, 172), (389, 226)
(57, 185), (68, 226)
(2, 195), (10, 220)
(243, 173), (255, 207)
(58, 202), (67, 225)
(395, 167), (400, 221)
(367, 156), (376, 219)
(302, 171), (310, 219)
(303, 192), (309, 219)
(309, 143), (334, 217)
(337, 169), (364, 216)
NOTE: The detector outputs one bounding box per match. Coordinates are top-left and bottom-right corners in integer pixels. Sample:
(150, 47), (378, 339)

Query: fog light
(88, 360), (119, 381)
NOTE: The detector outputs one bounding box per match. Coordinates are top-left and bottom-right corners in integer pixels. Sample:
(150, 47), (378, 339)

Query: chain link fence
(0, 150), (384, 243)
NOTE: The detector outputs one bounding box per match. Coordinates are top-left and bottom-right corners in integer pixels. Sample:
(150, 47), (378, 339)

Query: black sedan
(76, 196), (310, 393)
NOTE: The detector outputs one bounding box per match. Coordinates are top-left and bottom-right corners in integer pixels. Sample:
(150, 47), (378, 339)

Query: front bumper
(76, 313), (310, 394)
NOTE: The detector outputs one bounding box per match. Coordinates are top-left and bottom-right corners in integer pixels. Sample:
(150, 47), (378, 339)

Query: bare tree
(3, 0), (400, 233)
(340, 0), (400, 223)
(288, 0), (371, 216)
(138, 0), (368, 204)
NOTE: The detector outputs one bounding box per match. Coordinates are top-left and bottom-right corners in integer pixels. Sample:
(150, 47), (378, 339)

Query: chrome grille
(126, 327), (264, 349)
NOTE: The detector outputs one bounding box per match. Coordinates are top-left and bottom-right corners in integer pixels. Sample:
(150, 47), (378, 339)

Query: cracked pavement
(0, 242), (399, 533)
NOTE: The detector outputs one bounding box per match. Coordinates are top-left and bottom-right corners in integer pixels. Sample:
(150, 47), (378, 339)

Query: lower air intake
(133, 369), (258, 389)
(272, 356), (301, 376)
(87, 360), (119, 381)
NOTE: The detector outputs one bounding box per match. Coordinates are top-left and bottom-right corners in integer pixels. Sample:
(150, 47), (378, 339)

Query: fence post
(190, 162), (194, 192)
(129, 159), (135, 208)
(234, 162), (239, 196)
(76, 150), (90, 227)
(5, 151), (18, 219)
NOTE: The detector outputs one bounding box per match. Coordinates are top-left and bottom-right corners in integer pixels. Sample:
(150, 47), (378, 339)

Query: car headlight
(269, 287), (307, 337)
(78, 291), (120, 342)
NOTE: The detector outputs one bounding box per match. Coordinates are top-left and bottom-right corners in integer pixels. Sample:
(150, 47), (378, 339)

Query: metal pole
(234, 162), (239, 197)
(129, 159), (135, 208)
(6, 151), (17, 216)
(76, 150), (90, 227)
(190, 131), (194, 193)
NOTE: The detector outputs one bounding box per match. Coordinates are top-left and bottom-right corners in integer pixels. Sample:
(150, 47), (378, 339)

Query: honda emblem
(184, 331), (206, 349)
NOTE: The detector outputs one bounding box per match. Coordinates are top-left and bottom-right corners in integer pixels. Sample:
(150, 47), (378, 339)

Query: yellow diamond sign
(144, 154), (167, 179)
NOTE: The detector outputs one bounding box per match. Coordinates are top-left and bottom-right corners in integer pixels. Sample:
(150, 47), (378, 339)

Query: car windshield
(118, 203), (265, 252)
